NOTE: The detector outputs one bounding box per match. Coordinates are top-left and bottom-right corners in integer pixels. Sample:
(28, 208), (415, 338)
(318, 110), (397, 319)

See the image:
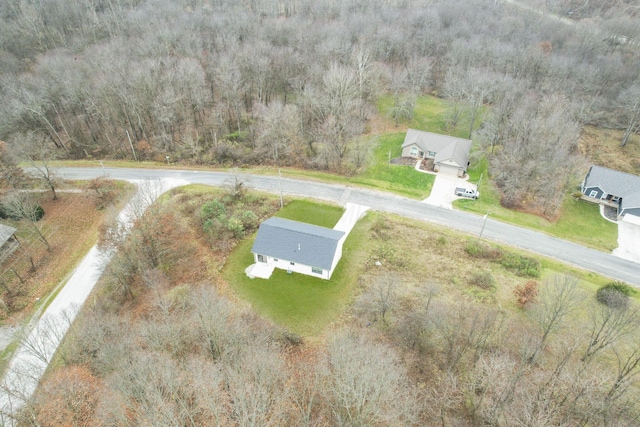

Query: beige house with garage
(401, 129), (472, 177)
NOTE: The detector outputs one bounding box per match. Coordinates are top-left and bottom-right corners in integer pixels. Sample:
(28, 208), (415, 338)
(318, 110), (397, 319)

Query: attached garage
(434, 163), (461, 177)
(401, 129), (472, 178)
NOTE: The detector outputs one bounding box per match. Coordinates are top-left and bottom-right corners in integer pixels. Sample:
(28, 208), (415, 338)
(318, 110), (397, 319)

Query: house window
(257, 254), (266, 263)
(427, 151), (436, 157)
(273, 258), (278, 262)
(290, 262), (295, 266)
(589, 190), (598, 198)
(410, 146), (418, 157)
(312, 267), (323, 275)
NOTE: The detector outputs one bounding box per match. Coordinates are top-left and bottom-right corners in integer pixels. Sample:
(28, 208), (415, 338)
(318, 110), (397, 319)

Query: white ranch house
(248, 217), (345, 280)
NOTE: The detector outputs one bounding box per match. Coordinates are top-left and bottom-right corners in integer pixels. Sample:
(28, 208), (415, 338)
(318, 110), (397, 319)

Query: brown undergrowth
(0, 184), (130, 324)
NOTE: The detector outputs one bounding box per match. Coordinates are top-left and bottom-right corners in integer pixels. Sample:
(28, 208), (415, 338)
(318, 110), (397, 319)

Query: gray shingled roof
(251, 217), (345, 271)
(584, 166), (640, 197)
(621, 192), (640, 211)
(0, 223), (17, 246)
(401, 129), (472, 168)
(584, 165), (640, 214)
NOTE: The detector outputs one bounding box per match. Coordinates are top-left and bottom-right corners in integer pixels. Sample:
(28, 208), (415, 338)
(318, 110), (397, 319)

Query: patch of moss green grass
(224, 201), (368, 336)
(354, 132), (434, 198)
(274, 199), (344, 227)
(377, 94), (485, 138)
(455, 159), (617, 252)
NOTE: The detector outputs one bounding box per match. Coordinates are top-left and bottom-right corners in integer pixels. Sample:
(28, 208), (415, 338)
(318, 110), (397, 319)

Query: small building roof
(251, 217), (345, 271)
(584, 165), (640, 198)
(401, 129), (472, 168)
(0, 223), (17, 246)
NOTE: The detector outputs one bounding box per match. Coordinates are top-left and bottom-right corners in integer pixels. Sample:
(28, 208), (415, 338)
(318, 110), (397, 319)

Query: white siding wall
(328, 239), (345, 279)
(254, 254), (330, 280)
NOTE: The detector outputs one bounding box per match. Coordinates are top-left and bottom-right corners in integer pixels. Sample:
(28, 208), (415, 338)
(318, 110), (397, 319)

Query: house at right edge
(581, 165), (640, 219)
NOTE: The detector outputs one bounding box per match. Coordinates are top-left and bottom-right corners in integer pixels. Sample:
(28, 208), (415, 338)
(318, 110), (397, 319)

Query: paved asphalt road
(56, 167), (639, 287)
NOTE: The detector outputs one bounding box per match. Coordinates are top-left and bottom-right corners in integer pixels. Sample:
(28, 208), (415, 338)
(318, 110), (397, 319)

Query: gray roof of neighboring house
(251, 217), (345, 271)
(583, 165), (640, 215)
(0, 223), (17, 246)
(401, 129), (472, 168)
(583, 165), (640, 197)
(621, 192), (640, 212)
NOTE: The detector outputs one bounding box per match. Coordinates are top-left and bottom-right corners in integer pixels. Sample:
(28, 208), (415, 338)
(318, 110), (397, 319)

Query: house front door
(257, 254), (266, 263)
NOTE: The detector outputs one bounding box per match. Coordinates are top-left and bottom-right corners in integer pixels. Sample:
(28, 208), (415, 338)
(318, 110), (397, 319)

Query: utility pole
(478, 211), (490, 243)
(126, 130), (138, 162)
(279, 168), (284, 208)
(276, 140), (283, 208)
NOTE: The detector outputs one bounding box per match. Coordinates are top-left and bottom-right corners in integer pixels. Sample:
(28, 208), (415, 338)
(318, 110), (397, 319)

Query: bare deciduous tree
(618, 85), (640, 148)
(326, 332), (415, 426)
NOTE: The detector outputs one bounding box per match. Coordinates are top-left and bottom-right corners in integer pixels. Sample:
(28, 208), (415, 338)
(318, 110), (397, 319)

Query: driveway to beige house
(417, 161), (477, 209)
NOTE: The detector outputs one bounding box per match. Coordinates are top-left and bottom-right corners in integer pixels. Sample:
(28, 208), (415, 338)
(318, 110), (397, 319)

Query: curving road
(1, 165), (637, 421)
(58, 167), (639, 287)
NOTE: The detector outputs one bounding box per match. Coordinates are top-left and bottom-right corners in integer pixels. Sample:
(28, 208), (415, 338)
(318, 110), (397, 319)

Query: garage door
(437, 164), (460, 177)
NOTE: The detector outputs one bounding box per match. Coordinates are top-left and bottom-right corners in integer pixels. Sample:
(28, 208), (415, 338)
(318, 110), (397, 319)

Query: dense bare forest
(1, 0), (639, 177)
(2, 1), (640, 425)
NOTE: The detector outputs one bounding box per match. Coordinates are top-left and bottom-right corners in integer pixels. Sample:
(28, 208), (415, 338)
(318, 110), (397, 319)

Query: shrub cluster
(200, 197), (260, 241)
(500, 253), (541, 278)
(0, 201), (44, 221)
(465, 240), (540, 278)
(464, 241), (503, 260)
(596, 282), (633, 309)
(513, 280), (539, 308)
(470, 270), (496, 289)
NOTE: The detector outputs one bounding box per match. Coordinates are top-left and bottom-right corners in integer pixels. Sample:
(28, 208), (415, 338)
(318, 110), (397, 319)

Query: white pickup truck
(455, 187), (479, 199)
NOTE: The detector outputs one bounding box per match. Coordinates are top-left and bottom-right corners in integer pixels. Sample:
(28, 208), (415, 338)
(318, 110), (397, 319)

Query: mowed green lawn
(352, 132), (435, 198)
(454, 159), (618, 251)
(224, 200), (370, 336)
(351, 94), (485, 198)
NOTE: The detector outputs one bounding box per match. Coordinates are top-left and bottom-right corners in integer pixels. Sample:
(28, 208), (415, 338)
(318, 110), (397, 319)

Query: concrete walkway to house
(613, 214), (640, 264)
(334, 202), (370, 235)
(414, 160), (476, 210)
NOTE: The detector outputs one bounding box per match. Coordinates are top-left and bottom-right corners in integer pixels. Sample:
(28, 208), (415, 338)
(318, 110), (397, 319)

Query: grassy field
(273, 199), (344, 226)
(222, 195), (623, 337)
(354, 133), (435, 197)
(376, 94), (477, 138)
(454, 159), (618, 251)
(223, 200), (368, 335)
